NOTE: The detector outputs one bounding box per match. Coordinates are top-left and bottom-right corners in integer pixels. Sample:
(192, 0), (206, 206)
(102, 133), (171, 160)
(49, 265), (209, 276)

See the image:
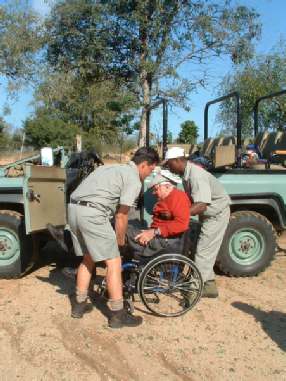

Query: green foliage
(24, 109), (80, 149)
(0, 116), (10, 148)
(177, 120), (199, 144)
(33, 72), (137, 143)
(0, 1), (261, 147)
(218, 42), (286, 136)
(44, 0), (261, 145)
(0, 2), (42, 84)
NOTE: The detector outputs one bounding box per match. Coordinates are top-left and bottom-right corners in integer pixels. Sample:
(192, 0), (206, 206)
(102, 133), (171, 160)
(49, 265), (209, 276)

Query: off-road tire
(217, 211), (276, 277)
(0, 210), (34, 279)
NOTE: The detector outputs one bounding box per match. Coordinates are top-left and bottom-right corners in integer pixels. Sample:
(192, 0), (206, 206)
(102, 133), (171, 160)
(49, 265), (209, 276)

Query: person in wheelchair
(126, 172), (191, 258)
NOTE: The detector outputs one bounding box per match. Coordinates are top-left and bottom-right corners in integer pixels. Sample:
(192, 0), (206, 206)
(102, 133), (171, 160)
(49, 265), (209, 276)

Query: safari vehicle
(186, 91), (286, 277)
(1, 91), (286, 280)
(0, 147), (102, 278)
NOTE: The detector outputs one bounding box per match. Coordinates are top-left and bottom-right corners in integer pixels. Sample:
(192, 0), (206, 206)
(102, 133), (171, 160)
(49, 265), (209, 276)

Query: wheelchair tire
(137, 253), (203, 317)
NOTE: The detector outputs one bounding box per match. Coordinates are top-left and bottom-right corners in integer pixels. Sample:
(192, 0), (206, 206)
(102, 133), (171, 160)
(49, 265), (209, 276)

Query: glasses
(152, 183), (165, 192)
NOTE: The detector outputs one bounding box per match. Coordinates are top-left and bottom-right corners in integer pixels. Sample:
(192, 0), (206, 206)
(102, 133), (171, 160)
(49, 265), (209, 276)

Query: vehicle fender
(230, 193), (286, 229)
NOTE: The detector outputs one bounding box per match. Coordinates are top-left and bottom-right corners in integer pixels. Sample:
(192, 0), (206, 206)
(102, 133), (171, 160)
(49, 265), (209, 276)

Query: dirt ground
(0, 239), (286, 381)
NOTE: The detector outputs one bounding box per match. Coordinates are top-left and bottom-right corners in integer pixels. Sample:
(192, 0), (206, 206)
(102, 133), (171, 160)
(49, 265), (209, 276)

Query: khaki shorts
(68, 203), (119, 262)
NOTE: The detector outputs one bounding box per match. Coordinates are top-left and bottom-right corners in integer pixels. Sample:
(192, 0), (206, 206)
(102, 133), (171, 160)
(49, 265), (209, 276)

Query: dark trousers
(126, 224), (182, 257)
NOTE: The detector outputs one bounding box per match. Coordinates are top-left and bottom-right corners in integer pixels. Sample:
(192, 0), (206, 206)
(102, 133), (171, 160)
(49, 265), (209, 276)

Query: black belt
(71, 199), (96, 208)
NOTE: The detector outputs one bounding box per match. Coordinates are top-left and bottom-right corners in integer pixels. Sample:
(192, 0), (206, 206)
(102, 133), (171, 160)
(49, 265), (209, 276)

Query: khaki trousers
(196, 207), (230, 282)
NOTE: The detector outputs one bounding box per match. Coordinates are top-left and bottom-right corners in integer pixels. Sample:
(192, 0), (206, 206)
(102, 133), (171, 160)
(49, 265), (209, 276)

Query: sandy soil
(0, 240), (285, 381)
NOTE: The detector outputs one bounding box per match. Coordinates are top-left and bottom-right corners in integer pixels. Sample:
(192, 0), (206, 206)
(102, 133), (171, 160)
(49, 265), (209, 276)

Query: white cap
(160, 169), (181, 184)
(148, 174), (172, 189)
(148, 170), (181, 189)
(165, 146), (185, 161)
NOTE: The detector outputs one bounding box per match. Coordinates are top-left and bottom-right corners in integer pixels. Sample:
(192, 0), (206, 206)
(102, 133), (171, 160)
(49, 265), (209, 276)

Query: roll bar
(204, 92), (241, 149)
(253, 89), (286, 136)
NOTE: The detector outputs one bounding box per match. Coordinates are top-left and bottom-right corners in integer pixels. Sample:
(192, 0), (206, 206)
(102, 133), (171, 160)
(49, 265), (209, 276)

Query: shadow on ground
(232, 301), (286, 352)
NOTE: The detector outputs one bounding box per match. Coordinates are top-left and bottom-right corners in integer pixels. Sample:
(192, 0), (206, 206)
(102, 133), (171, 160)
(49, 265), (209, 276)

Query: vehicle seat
(261, 131), (283, 159)
(222, 136), (236, 146)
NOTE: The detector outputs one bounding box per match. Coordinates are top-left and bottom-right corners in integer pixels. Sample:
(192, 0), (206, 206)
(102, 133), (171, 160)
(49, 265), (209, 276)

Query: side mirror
(41, 147), (54, 166)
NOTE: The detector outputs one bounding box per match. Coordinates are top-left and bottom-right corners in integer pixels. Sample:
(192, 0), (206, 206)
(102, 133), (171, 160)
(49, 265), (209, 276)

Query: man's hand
(190, 202), (207, 216)
(115, 205), (129, 247)
(135, 229), (155, 246)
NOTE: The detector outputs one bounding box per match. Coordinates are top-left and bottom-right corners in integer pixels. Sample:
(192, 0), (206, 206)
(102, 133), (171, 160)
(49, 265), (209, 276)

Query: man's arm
(190, 202), (207, 216)
(115, 205), (130, 246)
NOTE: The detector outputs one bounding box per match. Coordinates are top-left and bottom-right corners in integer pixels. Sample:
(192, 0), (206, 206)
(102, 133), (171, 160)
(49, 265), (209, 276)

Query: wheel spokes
(141, 259), (202, 316)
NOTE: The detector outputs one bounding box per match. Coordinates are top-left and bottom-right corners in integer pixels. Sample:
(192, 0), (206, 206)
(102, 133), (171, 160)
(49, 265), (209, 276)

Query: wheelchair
(99, 229), (203, 317)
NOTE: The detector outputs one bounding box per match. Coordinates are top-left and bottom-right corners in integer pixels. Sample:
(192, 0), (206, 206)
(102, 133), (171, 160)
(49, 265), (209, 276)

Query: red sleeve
(159, 189), (191, 237)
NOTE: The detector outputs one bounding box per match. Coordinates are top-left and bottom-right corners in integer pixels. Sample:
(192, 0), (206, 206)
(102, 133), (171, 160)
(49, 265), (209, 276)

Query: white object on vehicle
(41, 147), (54, 166)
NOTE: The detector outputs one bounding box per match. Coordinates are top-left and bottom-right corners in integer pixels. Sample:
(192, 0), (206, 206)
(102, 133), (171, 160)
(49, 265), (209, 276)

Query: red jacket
(151, 188), (191, 238)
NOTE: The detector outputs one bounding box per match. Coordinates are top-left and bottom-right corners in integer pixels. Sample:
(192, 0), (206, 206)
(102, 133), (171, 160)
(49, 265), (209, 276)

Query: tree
(217, 42), (286, 136)
(167, 131), (173, 144)
(31, 71), (137, 147)
(45, 0), (261, 146)
(0, 1), (261, 147)
(177, 120), (199, 144)
(0, 117), (10, 148)
(24, 109), (80, 148)
(0, 2), (43, 86)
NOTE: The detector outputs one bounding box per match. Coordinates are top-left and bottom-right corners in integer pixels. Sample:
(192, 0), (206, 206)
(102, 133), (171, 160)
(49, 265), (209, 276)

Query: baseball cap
(163, 147), (185, 163)
(148, 170), (181, 189)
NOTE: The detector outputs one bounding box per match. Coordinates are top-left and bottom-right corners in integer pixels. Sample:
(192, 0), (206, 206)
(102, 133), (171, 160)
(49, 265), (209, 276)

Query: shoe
(47, 223), (69, 252)
(70, 296), (93, 318)
(108, 308), (143, 329)
(202, 280), (219, 298)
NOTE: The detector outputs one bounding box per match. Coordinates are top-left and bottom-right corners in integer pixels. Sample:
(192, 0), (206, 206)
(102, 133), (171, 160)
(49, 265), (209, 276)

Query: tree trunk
(139, 72), (151, 147)
(138, 19), (152, 148)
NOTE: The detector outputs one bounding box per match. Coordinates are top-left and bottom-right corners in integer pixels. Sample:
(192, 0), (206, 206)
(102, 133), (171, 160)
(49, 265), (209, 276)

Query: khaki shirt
(183, 161), (230, 217)
(71, 161), (142, 218)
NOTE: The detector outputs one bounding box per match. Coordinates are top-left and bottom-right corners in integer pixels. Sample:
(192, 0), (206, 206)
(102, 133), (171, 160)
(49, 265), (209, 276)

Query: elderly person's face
(152, 183), (173, 200)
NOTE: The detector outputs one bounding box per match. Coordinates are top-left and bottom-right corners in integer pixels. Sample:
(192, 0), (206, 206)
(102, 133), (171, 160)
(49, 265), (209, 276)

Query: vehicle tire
(217, 211), (276, 277)
(0, 210), (34, 279)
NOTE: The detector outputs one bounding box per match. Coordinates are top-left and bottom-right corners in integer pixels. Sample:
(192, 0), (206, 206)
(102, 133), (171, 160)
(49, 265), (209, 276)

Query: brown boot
(70, 295), (93, 318)
(108, 308), (143, 329)
(202, 280), (219, 298)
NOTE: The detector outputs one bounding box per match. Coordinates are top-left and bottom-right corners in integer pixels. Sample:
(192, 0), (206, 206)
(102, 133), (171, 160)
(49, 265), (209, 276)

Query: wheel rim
(229, 228), (265, 265)
(0, 227), (20, 266)
(139, 257), (203, 317)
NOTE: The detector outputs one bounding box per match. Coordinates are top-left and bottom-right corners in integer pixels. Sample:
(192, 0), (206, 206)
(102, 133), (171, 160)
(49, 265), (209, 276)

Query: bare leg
(71, 253), (95, 318)
(105, 256), (123, 301)
(76, 253), (95, 293)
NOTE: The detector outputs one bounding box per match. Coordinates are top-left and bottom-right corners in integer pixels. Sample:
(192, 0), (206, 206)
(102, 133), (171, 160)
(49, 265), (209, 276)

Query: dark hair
(131, 147), (159, 165)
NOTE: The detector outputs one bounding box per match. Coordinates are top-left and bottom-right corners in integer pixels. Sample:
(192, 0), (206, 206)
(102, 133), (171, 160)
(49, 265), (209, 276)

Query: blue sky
(1, 0), (285, 141)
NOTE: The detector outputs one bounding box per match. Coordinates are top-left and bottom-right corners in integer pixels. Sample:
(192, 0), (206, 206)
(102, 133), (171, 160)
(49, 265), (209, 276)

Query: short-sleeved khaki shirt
(70, 161), (142, 218)
(183, 161), (230, 217)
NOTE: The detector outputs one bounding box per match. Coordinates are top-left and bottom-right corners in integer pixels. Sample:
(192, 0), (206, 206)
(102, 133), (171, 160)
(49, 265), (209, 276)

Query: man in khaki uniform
(165, 147), (230, 297)
(68, 147), (159, 328)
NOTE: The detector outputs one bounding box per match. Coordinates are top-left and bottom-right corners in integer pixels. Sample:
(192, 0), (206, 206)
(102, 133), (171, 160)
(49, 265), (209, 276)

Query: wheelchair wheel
(137, 253), (203, 317)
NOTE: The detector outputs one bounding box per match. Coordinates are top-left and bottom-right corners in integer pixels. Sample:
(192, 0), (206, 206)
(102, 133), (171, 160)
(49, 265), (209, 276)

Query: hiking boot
(70, 296), (93, 318)
(108, 308), (143, 329)
(202, 280), (219, 298)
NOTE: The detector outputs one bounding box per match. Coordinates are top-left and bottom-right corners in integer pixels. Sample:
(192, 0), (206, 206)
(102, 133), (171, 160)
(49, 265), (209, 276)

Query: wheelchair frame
(111, 250), (203, 318)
